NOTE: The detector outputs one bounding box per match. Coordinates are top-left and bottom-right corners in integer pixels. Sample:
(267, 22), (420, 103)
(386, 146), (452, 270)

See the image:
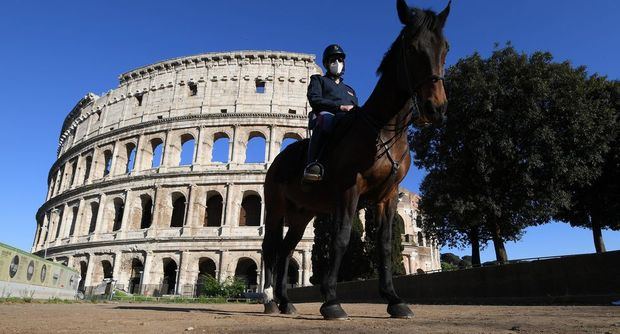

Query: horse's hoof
(263, 301), (279, 314)
(320, 302), (349, 320)
(387, 303), (414, 319)
(279, 302), (297, 315)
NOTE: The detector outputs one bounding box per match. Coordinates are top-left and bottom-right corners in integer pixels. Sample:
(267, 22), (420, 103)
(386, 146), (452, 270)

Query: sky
(0, 0), (618, 262)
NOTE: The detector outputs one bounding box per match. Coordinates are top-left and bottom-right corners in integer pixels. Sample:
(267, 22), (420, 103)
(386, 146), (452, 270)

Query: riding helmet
(322, 44), (346, 67)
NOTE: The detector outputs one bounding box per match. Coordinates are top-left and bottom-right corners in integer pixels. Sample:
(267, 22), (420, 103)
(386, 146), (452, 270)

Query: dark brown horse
(261, 0), (450, 320)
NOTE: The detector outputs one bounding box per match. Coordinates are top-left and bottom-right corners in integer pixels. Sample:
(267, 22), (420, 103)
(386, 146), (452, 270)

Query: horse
(261, 0), (451, 320)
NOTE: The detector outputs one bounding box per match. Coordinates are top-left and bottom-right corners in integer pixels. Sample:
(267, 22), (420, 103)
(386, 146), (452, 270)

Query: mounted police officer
(303, 44), (359, 183)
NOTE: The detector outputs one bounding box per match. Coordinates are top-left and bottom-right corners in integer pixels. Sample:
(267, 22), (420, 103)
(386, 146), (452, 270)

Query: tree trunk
(469, 228), (481, 267)
(491, 222), (508, 264)
(591, 214), (606, 253)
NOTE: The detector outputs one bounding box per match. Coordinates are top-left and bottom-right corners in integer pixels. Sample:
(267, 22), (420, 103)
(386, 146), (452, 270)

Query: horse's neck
(361, 72), (410, 135)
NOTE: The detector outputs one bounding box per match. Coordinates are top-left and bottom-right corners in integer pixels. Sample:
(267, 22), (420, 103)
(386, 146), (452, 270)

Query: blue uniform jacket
(307, 74), (359, 113)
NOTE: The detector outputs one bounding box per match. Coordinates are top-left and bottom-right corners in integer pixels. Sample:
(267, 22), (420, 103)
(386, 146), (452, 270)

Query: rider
(303, 44), (359, 183)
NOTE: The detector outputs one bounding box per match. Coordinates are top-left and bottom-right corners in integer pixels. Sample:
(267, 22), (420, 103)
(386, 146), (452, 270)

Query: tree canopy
(411, 45), (616, 262)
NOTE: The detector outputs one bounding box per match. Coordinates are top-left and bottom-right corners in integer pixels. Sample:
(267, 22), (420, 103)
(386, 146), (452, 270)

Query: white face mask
(328, 59), (344, 76)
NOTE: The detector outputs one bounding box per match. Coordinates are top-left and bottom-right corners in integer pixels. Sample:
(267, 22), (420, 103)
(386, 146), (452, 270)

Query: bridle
(399, 32), (445, 122)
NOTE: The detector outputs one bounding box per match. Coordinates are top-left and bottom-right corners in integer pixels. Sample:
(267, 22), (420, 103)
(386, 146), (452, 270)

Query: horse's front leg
(375, 195), (414, 318)
(319, 190), (359, 320)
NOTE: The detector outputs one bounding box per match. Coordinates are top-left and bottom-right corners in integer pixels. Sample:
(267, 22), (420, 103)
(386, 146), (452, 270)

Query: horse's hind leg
(375, 195), (414, 318)
(275, 210), (312, 315)
(261, 196), (285, 314)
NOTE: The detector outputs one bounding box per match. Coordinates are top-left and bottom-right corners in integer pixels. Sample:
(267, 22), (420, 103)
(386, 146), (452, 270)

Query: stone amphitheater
(31, 50), (440, 297)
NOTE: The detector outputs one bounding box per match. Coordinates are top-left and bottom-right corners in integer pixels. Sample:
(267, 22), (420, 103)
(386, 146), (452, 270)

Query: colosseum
(31, 50), (440, 297)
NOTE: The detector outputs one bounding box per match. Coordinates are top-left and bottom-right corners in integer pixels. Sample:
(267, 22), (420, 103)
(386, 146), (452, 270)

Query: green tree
(411, 45), (616, 263)
(555, 81), (620, 252)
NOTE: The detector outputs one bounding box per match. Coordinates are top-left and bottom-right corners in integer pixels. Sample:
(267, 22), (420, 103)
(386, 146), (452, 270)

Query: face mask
(328, 59), (344, 76)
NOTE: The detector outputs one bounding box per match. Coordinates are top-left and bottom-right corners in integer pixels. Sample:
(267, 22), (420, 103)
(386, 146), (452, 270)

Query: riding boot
(303, 128), (327, 182)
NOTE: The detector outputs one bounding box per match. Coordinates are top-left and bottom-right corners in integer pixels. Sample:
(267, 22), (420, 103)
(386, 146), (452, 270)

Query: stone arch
(204, 191), (223, 227)
(128, 258), (144, 294)
(417, 232), (424, 247)
(280, 132), (303, 152)
(195, 257), (217, 296)
(68, 205), (79, 237)
(92, 259), (113, 284)
(149, 137), (165, 169)
(139, 194), (154, 229)
(234, 257), (258, 291)
(111, 197), (125, 232)
(245, 131), (267, 163)
(84, 201), (99, 235)
(161, 257), (178, 295)
(78, 260), (87, 291)
(288, 257), (300, 288)
(103, 150), (113, 177)
(212, 132), (231, 163)
(83, 155), (93, 184)
(239, 191), (261, 227)
(179, 133), (196, 166)
(170, 192), (186, 228)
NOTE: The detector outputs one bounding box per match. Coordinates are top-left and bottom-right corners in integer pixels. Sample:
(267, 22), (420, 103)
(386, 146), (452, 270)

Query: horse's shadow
(113, 305), (389, 321)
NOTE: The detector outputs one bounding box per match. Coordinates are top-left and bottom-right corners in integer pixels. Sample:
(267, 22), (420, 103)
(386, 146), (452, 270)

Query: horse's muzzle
(422, 99), (447, 126)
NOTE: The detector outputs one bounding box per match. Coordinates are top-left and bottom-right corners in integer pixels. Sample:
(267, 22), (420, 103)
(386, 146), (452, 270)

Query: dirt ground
(0, 302), (619, 334)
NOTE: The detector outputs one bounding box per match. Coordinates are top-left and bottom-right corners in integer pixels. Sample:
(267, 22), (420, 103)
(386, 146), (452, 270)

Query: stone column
(118, 189), (133, 236)
(140, 251), (154, 295)
(93, 193), (108, 239)
(150, 186), (165, 235)
(176, 251), (190, 295)
(70, 199), (85, 243)
(266, 125), (276, 163)
(132, 134), (144, 172)
(84, 254), (96, 289)
(409, 251), (416, 274)
(195, 126), (207, 165)
(218, 251), (230, 282)
(112, 251), (123, 281)
(302, 250), (312, 286)
(159, 130), (171, 168)
(109, 140), (121, 176)
(182, 185), (197, 235)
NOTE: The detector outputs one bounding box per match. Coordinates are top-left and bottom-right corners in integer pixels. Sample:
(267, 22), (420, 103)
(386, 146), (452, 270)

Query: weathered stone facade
(32, 50), (439, 296)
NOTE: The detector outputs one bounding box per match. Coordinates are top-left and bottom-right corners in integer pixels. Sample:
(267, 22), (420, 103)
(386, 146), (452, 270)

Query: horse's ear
(397, 0), (414, 25)
(438, 0), (451, 27)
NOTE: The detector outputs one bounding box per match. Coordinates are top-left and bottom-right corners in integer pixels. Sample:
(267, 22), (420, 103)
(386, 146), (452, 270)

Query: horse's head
(395, 0), (450, 126)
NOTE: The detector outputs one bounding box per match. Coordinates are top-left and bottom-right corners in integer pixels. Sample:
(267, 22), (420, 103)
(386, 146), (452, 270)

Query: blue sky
(0, 0), (618, 261)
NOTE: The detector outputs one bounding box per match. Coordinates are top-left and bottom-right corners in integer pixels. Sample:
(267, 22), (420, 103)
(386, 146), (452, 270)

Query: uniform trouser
(307, 112), (336, 166)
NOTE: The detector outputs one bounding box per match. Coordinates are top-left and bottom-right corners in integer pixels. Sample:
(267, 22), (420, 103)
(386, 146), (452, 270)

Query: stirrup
(302, 162), (324, 182)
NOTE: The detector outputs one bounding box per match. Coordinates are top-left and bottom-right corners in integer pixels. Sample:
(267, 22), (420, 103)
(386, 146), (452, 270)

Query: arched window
(281, 133), (302, 152)
(125, 143), (137, 173)
(212, 133), (230, 163)
(196, 258), (217, 296)
(179, 134), (195, 166)
(162, 258), (178, 295)
(288, 259), (300, 288)
(68, 206), (79, 237)
(78, 261), (87, 291)
(102, 260), (113, 279)
(128, 258), (143, 294)
(239, 194), (261, 226)
(88, 202), (99, 234)
(417, 232), (424, 247)
(151, 139), (164, 168)
(204, 193), (223, 227)
(170, 193), (186, 227)
(234, 258), (258, 290)
(140, 195), (153, 229)
(245, 134), (266, 163)
(83, 156), (92, 183)
(54, 209), (64, 240)
(103, 150), (113, 176)
(112, 198), (124, 232)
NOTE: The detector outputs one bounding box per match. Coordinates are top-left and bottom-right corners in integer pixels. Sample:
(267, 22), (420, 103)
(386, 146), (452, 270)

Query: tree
(310, 213), (373, 285)
(411, 45), (615, 263)
(555, 81), (620, 252)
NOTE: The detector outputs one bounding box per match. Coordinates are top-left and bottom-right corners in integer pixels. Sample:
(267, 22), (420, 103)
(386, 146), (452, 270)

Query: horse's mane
(376, 8), (443, 76)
